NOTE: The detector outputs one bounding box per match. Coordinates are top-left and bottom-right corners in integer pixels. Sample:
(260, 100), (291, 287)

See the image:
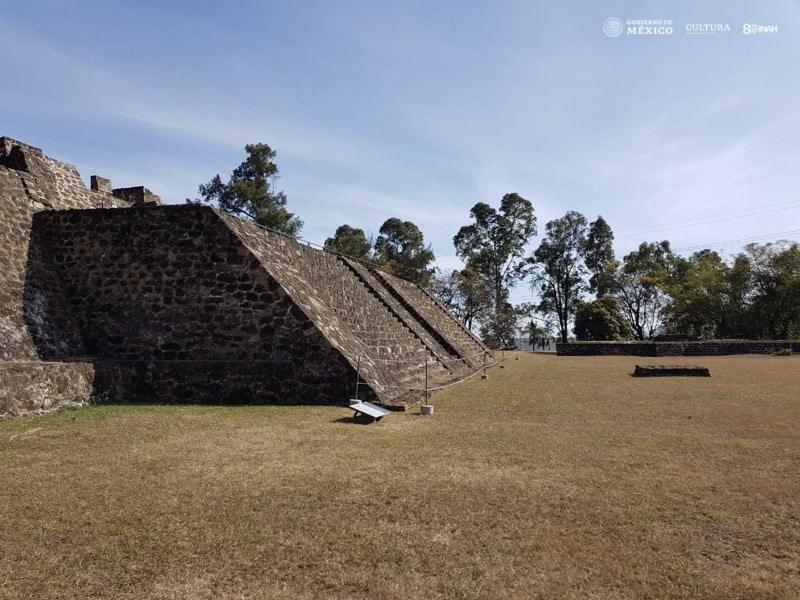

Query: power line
(615, 202), (800, 239)
(674, 229), (800, 253)
(616, 200), (800, 233)
(506, 229), (800, 304)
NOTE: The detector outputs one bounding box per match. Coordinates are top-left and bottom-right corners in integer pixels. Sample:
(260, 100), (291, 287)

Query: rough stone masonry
(0, 137), (488, 416)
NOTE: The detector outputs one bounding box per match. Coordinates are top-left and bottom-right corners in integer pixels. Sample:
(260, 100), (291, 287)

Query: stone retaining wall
(90, 359), (368, 406)
(0, 362), (95, 417)
(26, 207), (358, 407)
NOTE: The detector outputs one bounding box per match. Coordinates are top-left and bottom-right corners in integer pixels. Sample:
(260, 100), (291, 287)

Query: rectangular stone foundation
(633, 365), (711, 377)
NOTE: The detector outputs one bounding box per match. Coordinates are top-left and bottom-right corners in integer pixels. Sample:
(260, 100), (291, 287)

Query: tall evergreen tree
(374, 218), (435, 286)
(741, 241), (800, 339)
(583, 216), (616, 296)
(190, 143), (303, 235)
(663, 250), (731, 338)
(324, 224), (373, 262)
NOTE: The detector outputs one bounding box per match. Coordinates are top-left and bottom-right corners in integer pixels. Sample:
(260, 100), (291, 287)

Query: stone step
(361, 347), (426, 357)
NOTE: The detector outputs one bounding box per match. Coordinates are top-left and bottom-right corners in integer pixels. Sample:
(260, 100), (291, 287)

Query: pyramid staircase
(375, 271), (489, 366)
(222, 213), (486, 406)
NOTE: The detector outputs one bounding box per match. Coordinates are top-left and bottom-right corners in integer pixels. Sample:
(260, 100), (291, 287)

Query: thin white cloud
(2, 25), (383, 172)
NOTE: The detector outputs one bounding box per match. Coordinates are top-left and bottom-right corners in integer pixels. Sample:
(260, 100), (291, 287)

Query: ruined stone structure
(1, 137), (488, 416)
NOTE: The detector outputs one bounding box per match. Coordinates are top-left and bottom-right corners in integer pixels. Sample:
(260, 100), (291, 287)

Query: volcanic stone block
(90, 175), (113, 193)
(633, 365), (711, 377)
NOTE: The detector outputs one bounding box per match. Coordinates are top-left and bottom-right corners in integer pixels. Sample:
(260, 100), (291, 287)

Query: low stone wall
(557, 340), (800, 357)
(0, 361), (95, 417)
(1, 357), (371, 418)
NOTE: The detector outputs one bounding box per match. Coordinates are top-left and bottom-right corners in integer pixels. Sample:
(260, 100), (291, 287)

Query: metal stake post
(420, 359), (434, 415)
(424, 359), (429, 404)
(354, 355), (361, 400)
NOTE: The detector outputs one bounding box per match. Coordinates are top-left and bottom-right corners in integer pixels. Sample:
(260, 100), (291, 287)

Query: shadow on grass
(332, 415), (384, 425)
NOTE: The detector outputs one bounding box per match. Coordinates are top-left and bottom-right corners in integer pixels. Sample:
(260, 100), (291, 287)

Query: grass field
(2, 353), (799, 599)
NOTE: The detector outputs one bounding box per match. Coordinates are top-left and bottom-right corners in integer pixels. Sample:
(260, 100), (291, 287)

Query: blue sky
(5, 1), (800, 298)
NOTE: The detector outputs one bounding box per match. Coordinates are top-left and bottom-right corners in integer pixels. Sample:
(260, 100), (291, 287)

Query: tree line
(192, 144), (800, 346)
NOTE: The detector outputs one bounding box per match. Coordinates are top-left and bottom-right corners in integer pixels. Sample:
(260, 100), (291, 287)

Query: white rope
(359, 350), (506, 393)
(242, 213), (387, 270)
(360, 349), (490, 365)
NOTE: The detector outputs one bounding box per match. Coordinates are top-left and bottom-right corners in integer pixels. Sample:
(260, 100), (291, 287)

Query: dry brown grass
(2, 353), (799, 599)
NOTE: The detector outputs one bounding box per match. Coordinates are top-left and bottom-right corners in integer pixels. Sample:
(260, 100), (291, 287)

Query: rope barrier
(354, 348), (508, 397)
(358, 349), (489, 365)
(245, 214), (388, 271)
(426, 362), (498, 392)
(375, 362), (501, 392)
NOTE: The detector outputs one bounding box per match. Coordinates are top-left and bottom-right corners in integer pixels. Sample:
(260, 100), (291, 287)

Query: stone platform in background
(633, 365), (711, 377)
(557, 340), (800, 356)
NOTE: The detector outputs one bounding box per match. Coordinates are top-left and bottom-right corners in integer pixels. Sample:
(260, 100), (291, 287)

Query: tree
(190, 143), (303, 235)
(611, 241), (675, 340)
(583, 216), (616, 296)
(525, 320), (552, 349)
(479, 302), (519, 349)
(428, 268), (492, 331)
(532, 211), (589, 343)
(373, 218), (435, 286)
(516, 302), (556, 349)
(453, 193), (537, 334)
(741, 241), (800, 339)
(664, 250), (731, 338)
(573, 297), (632, 341)
(725, 254), (755, 337)
(428, 270), (460, 312)
(324, 224), (373, 262)
(641, 241), (800, 340)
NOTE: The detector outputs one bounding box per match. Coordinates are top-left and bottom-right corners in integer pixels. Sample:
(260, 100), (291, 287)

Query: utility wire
(615, 202), (800, 238)
(616, 200), (800, 233)
(507, 229), (800, 304)
(674, 229), (800, 252)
